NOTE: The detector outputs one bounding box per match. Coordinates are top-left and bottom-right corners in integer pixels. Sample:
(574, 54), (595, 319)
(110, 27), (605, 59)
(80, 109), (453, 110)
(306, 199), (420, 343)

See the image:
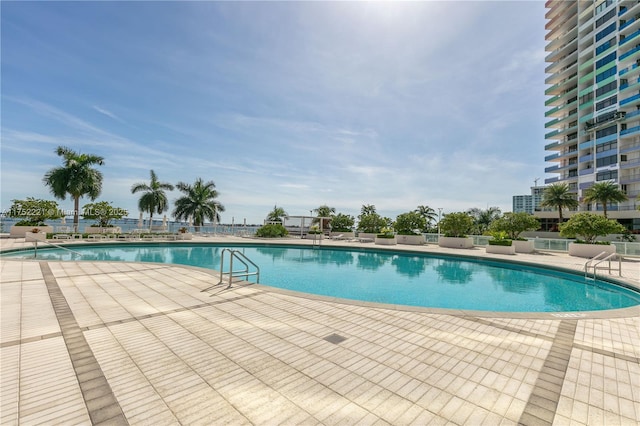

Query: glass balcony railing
(621, 17), (636, 30)
(619, 44), (640, 61)
(620, 93), (640, 105)
(620, 28), (640, 46)
(621, 125), (640, 135)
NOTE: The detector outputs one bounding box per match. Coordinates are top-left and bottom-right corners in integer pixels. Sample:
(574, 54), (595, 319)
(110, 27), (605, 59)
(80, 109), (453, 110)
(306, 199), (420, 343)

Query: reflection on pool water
(4, 244), (640, 312)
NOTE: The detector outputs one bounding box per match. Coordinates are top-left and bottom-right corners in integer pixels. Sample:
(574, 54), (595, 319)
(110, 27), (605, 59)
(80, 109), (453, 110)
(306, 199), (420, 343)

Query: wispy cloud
(92, 105), (125, 123)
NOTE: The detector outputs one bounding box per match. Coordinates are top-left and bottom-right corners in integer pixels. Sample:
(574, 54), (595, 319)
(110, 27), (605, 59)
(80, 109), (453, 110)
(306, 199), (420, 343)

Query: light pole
(437, 208), (443, 237)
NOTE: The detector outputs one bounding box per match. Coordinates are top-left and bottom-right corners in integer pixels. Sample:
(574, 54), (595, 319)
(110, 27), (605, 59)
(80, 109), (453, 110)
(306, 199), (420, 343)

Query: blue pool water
(4, 244), (640, 312)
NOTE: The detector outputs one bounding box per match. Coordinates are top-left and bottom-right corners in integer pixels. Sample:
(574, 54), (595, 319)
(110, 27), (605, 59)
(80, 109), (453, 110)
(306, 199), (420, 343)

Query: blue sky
(1, 1), (547, 225)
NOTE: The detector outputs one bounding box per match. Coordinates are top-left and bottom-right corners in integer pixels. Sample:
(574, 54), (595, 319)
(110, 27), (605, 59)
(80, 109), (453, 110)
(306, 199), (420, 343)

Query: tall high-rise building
(543, 0), (640, 230)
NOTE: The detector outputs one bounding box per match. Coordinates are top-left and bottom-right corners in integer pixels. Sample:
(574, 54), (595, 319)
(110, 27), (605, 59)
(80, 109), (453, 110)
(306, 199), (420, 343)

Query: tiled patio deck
(1, 237), (639, 425)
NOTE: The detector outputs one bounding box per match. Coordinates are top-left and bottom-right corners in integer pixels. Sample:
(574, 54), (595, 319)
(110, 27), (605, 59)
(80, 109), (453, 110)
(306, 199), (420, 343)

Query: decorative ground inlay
(324, 333), (347, 344)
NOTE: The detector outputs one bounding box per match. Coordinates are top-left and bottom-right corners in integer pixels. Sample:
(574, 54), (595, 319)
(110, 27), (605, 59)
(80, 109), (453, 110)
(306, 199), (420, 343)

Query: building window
(596, 170), (618, 180)
(595, 80), (617, 97)
(596, 95), (617, 111)
(595, 37), (617, 55)
(595, 0), (614, 15)
(595, 8), (616, 28)
(595, 125), (617, 139)
(595, 23), (617, 43)
(595, 51), (617, 68)
(595, 67), (617, 83)
(596, 140), (617, 152)
(596, 155), (617, 167)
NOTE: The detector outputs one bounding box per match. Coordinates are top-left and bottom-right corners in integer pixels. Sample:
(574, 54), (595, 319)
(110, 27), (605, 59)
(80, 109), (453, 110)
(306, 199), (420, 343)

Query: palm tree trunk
(149, 212), (153, 231)
(558, 205), (563, 222)
(74, 196), (80, 233)
(603, 204), (608, 218)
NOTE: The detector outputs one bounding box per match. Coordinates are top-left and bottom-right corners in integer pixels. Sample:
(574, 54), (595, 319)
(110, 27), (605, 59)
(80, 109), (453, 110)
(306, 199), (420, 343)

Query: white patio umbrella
(60, 216), (66, 225)
(138, 212), (143, 228)
(162, 215), (168, 230)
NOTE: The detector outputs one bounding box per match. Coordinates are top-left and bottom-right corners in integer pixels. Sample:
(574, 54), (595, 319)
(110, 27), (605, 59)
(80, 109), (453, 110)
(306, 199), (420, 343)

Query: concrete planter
(375, 236), (397, 245)
(177, 233), (193, 240)
(513, 240), (535, 253)
(357, 233), (377, 241)
(396, 234), (425, 245)
(306, 233), (324, 240)
(10, 225), (53, 238)
(25, 231), (47, 242)
(438, 236), (474, 249)
(85, 226), (121, 234)
(568, 242), (616, 258)
(486, 244), (516, 255)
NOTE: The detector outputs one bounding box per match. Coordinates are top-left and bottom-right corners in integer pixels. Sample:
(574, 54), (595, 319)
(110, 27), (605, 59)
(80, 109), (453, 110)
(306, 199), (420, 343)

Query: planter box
(85, 226), (121, 234)
(486, 244), (516, 255)
(10, 225), (54, 238)
(568, 242), (616, 258)
(25, 231), (47, 242)
(357, 233), (377, 241)
(177, 233), (193, 240)
(513, 240), (535, 254)
(396, 234), (425, 245)
(375, 237), (397, 245)
(438, 236), (474, 249)
(306, 233), (323, 240)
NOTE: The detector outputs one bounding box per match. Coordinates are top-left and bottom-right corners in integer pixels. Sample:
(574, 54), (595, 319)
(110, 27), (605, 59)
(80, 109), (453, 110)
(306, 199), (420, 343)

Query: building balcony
(579, 167), (594, 176)
(620, 125), (640, 136)
(545, 176), (560, 184)
(619, 44), (640, 62)
(620, 17), (636, 31)
(621, 157), (640, 169)
(545, 152), (561, 161)
(620, 93), (640, 106)
(579, 153), (593, 162)
(620, 28), (640, 46)
(620, 143), (640, 154)
(620, 172), (640, 184)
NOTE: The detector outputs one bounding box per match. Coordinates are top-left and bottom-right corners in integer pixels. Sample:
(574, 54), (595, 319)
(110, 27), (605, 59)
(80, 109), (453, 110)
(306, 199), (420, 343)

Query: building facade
(513, 187), (546, 214)
(544, 0), (640, 229)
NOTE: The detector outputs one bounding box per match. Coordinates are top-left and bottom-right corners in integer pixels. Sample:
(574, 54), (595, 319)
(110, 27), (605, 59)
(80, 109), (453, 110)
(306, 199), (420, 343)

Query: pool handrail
(202, 248), (260, 292)
(32, 239), (83, 258)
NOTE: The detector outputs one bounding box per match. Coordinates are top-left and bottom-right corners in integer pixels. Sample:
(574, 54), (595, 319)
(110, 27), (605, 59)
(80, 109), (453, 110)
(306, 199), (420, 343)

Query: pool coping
(2, 238), (639, 320)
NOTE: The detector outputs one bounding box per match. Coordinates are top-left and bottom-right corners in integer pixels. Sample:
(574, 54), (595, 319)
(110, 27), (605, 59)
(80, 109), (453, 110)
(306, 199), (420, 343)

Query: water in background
(0, 217), (260, 236)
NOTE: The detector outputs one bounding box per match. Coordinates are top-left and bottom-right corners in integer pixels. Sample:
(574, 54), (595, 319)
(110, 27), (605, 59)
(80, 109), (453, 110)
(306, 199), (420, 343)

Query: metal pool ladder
(32, 239), (83, 258)
(202, 248), (260, 291)
(584, 251), (621, 280)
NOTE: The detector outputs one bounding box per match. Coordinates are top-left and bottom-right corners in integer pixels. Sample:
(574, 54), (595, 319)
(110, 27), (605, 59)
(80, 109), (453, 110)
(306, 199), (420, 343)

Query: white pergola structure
(282, 215), (332, 238)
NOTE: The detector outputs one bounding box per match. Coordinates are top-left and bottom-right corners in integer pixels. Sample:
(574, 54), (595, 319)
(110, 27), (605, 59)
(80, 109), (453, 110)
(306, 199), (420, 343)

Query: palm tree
(313, 205), (336, 230)
(360, 204), (376, 216)
(541, 183), (579, 223)
(467, 207), (501, 234)
(131, 170), (174, 228)
(266, 205), (288, 223)
(414, 205), (438, 228)
(43, 146), (105, 232)
(583, 181), (628, 218)
(173, 178), (225, 231)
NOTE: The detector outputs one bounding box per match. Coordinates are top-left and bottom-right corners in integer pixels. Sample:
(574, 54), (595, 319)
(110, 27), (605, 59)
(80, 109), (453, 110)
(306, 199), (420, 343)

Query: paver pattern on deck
(1, 237), (639, 425)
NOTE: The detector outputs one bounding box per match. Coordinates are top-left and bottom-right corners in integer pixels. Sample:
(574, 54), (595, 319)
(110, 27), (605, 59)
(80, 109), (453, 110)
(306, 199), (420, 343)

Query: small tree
(266, 205), (288, 223)
(357, 213), (386, 233)
(7, 198), (63, 226)
(439, 212), (474, 238)
(82, 201), (127, 228)
(255, 223), (289, 238)
(559, 212), (626, 244)
(394, 212), (426, 235)
(489, 212), (540, 240)
(331, 213), (355, 232)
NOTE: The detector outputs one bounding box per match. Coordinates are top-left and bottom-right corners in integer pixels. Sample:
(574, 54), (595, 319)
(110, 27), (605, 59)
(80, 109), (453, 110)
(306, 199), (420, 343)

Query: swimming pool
(4, 243), (640, 312)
